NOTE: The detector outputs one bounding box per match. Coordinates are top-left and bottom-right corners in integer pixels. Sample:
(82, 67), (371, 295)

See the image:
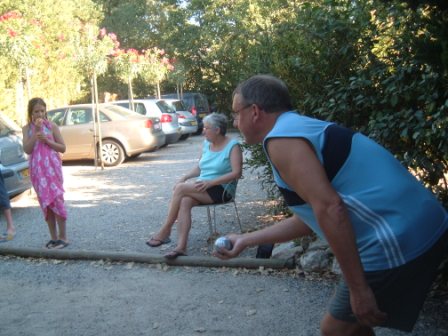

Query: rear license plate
(21, 168), (29, 177)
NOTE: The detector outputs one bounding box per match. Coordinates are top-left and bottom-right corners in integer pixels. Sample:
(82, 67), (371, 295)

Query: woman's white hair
(203, 113), (228, 135)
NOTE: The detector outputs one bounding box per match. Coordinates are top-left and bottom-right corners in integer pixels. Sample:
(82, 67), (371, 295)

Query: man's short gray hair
(233, 74), (293, 113)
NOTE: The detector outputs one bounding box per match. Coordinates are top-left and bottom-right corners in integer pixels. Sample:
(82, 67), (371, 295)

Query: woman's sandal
(146, 237), (171, 247)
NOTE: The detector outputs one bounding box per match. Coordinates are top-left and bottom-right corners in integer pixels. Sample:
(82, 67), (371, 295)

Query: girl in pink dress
(22, 98), (68, 249)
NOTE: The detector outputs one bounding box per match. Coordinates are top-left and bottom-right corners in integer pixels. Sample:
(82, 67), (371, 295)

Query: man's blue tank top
(263, 111), (448, 271)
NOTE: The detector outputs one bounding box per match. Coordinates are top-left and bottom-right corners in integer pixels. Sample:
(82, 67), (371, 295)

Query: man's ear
(251, 104), (262, 122)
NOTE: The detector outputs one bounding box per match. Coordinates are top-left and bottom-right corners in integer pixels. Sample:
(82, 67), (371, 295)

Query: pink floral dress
(28, 120), (67, 220)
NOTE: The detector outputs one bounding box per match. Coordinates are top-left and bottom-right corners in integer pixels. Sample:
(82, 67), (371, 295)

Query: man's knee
(321, 313), (374, 336)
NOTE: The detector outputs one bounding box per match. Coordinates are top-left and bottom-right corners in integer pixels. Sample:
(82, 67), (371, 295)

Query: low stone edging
(0, 246), (296, 270)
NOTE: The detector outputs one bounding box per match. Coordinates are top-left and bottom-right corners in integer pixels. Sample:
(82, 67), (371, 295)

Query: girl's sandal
(52, 240), (69, 249)
(45, 240), (58, 249)
(0, 231), (16, 242)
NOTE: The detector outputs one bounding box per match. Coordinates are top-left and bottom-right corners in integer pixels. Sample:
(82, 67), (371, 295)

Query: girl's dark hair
(27, 97), (47, 123)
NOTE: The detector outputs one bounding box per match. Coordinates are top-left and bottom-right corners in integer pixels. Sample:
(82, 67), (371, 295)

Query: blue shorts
(329, 229), (448, 332)
(0, 172), (11, 210)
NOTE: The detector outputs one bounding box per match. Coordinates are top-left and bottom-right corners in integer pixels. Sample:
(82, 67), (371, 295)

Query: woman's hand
(194, 180), (210, 192)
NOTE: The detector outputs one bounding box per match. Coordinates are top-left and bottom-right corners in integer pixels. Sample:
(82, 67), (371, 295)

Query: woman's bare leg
(150, 182), (213, 241)
(172, 197), (199, 253)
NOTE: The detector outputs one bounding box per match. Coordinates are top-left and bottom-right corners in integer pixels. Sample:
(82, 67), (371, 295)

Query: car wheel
(100, 140), (125, 167)
(180, 134), (189, 140)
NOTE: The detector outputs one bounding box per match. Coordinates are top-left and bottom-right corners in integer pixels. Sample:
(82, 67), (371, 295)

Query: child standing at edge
(22, 98), (68, 249)
(0, 172), (16, 242)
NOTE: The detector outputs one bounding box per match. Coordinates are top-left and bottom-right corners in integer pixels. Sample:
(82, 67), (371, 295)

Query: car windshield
(169, 100), (186, 111)
(156, 100), (176, 114)
(0, 115), (20, 137)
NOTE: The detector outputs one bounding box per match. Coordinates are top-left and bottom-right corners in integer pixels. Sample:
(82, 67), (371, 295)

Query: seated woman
(146, 113), (243, 259)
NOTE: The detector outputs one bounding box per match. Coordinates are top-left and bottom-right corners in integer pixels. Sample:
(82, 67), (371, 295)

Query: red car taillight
(161, 114), (173, 123)
(144, 119), (153, 128)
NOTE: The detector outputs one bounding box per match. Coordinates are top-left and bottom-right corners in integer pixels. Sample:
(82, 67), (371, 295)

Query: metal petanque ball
(214, 236), (233, 251)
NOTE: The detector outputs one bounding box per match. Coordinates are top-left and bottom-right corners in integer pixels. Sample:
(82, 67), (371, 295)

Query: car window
(134, 103), (146, 115)
(0, 115), (21, 133)
(113, 101), (146, 115)
(114, 102), (131, 110)
(170, 100), (186, 111)
(195, 95), (209, 112)
(181, 96), (194, 110)
(67, 108), (93, 125)
(161, 93), (210, 113)
(156, 100), (176, 113)
(47, 109), (66, 126)
(101, 105), (137, 119)
(99, 111), (110, 122)
(0, 118), (12, 137)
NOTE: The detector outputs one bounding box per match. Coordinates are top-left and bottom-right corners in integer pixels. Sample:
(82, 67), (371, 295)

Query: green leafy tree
(112, 48), (145, 105)
(75, 23), (117, 168)
(0, 0), (104, 123)
(0, 9), (43, 123)
(139, 47), (174, 98)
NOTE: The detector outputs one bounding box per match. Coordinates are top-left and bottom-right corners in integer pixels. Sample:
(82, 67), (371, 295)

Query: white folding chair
(198, 180), (242, 237)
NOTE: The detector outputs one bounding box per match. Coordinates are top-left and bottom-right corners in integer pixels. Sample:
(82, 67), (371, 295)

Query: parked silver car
(111, 99), (182, 144)
(0, 114), (31, 198)
(46, 103), (166, 167)
(163, 98), (198, 140)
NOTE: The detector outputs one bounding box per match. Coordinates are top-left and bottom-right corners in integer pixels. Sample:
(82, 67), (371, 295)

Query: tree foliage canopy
(0, 0), (446, 207)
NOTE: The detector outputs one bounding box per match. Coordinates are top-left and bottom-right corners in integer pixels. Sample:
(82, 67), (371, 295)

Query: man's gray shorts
(329, 229), (448, 332)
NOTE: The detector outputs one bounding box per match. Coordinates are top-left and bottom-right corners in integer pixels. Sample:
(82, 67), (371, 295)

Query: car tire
(100, 140), (125, 167)
(180, 134), (189, 140)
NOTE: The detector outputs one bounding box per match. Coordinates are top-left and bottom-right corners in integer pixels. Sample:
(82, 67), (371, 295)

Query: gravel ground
(0, 132), (447, 336)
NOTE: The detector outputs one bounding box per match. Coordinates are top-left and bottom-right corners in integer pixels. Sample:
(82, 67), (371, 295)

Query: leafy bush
(244, 0), (447, 209)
